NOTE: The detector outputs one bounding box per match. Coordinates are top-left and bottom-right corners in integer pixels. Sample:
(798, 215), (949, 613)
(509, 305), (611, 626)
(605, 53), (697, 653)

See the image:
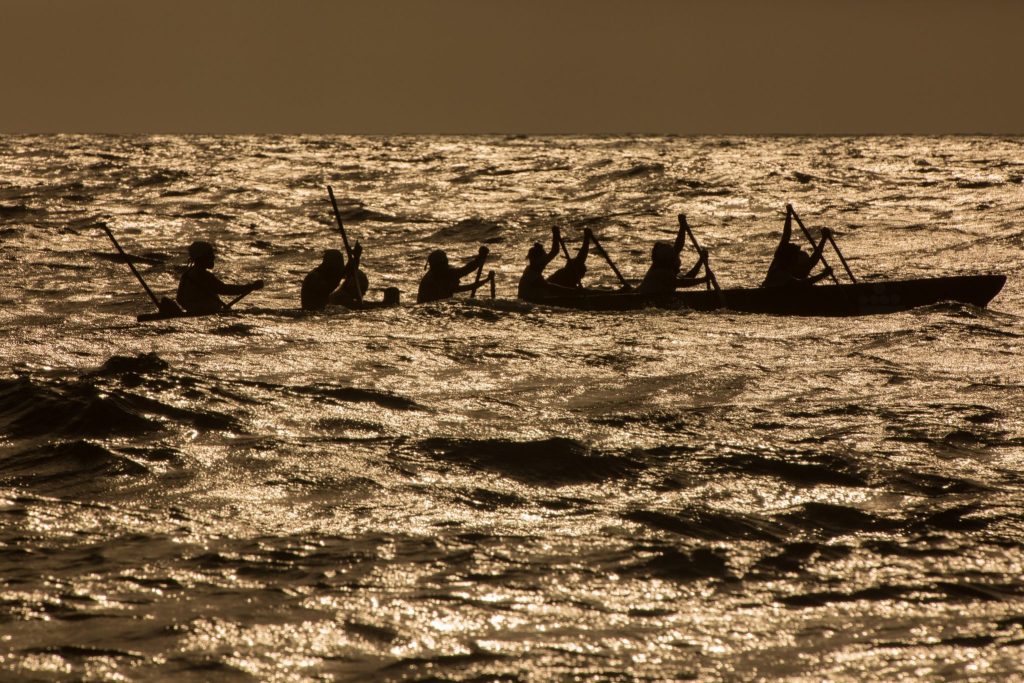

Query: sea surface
(1, 135), (1023, 681)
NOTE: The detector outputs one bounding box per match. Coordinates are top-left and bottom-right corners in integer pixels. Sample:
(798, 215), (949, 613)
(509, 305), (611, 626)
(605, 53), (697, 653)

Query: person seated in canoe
(301, 248), (345, 311)
(637, 239), (710, 294)
(762, 212), (833, 287)
(518, 227), (610, 300)
(326, 242), (371, 308)
(546, 228), (594, 288)
(416, 246), (490, 303)
(176, 240), (264, 315)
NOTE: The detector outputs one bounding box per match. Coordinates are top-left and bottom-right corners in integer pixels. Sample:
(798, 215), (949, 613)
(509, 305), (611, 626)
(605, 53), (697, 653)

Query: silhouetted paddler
(762, 212), (833, 287)
(176, 240), (263, 315)
(416, 246), (490, 303)
(301, 248), (344, 311)
(327, 242), (370, 307)
(547, 227), (593, 288)
(637, 236), (709, 294)
(518, 226), (613, 300)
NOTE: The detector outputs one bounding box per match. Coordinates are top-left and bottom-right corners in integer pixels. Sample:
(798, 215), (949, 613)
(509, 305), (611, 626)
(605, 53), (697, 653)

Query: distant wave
(0, 440), (150, 493)
(585, 162), (665, 186)
(429, 218), (504, 243)
(131, 169), (190, 186)
(420, 437), (643, 485)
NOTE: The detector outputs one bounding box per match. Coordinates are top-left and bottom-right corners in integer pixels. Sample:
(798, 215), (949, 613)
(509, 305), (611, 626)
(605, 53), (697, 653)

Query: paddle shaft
(557, 234), (571, 260)
(826, 233), (857, 284)
(100, 224), (163, 309)
(556, 233), (584, 288)
(224, 289), (253, 310)
(489, 270), (496, 299)
(588, 234), (631, 289)
(469, 251), (487, 299)
(326, 186), (354, 259)
(326, 185), (364, 303)
(678, 215), (722, 293)
(787, 205), (840, 285)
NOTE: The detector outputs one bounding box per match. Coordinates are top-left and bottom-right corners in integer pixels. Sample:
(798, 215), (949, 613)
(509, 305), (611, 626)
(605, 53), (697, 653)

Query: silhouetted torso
(547, 259), (586, 288)
(176, 267), (231, 315)
(637, 264), (679, 294)
(763, 245), (814, 287)
(301, 266), (342, 311)
(418, 267), (463, 303)
(518, 263), (553, 299)
(329, 270), (370, 308)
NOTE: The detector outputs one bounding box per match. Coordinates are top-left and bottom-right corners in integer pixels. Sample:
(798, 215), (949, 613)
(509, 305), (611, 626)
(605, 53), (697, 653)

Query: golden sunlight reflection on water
(1, 135), (1023, 678)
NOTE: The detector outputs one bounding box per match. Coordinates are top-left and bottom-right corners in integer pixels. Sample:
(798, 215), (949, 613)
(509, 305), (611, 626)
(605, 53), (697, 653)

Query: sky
(2, 0), (1022, 134)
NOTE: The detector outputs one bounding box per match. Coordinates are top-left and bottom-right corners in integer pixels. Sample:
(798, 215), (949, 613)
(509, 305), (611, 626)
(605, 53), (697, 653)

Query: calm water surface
(1, 135), (1023, 680)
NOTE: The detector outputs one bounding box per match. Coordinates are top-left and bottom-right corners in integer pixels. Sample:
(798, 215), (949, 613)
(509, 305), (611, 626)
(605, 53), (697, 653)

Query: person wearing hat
(416, 245), (490, 303)
(175, 240), (264, 315)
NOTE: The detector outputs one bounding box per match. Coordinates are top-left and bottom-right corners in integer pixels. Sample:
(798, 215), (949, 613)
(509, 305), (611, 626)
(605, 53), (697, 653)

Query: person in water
(762, 212), (833, 287)
(416, 246), (490, 303)
(637, 221), (710, 294)
(176, 240), (264, 315)
(546, 227), (594, 288)
(326, 242), (370, 308)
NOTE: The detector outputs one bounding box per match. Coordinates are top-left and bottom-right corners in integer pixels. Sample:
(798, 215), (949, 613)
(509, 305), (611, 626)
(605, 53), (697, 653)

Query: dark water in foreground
(1, 135), (1023, 680)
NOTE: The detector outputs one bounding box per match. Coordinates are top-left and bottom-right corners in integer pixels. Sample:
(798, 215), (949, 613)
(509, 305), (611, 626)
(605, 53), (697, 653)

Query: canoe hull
(136, 300), (400, 322)
(524, 275), (1007, 316)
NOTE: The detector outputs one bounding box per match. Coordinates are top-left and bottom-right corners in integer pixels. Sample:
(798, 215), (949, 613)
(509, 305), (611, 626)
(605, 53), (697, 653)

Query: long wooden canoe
(522, 274), (1006, 316)
(135, 298), (399, 322)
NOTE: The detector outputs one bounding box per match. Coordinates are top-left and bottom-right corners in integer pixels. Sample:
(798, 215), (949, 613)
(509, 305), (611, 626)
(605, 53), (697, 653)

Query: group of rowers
(173, 210), (835, 315)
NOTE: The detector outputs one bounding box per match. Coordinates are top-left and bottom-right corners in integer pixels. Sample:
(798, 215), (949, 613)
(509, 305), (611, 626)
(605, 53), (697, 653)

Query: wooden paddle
(787, 204), (841, 285)
(556, 233), (571, 260)
(556, 231), (585, 288)
(469, 247), (488, 299)
(678, 214), (725, 305)
(825, 232), (857, 283)
(589, 233), (631, 290)
(224, 289), (255, 309)
(326, 185), (364, 303)
(488, 270), (496, 299)
(99, 223), (183, 316)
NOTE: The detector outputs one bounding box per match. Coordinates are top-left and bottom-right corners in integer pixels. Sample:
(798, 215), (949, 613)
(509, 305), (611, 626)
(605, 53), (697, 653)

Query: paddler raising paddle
(518, 226), (620, 300)
(416, 246), (492, 303)
(547, 228), (594, 288)
(176, 240), (264, 315)
(301, 248), (342, 311)
(637, 217), (710, 294)
(327, 241), (370, 308)
(762, 210), (833, 287)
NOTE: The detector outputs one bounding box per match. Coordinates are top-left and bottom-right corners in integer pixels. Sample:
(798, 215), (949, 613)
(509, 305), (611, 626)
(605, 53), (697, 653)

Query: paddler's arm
(207, 271), (263, 296)
(804, 266), (834, 285)
(343, 242), (363, 275)
(673, 217), (688, 254)
(781, 210), (793, 245)
(575, 228), (593, 262)
(544, 227), (561, 266)
(763, 214), (794, 285)
(674, 275), (710, 288)
(452, 278), (490, 294)
(681, 248), (709, 278)
(807, 228), (831, 269)
(452, 245), (489, 278)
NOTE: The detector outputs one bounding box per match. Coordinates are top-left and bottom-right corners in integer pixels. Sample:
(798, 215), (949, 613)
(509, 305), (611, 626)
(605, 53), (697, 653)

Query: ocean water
(1, 134), (1023, 680)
